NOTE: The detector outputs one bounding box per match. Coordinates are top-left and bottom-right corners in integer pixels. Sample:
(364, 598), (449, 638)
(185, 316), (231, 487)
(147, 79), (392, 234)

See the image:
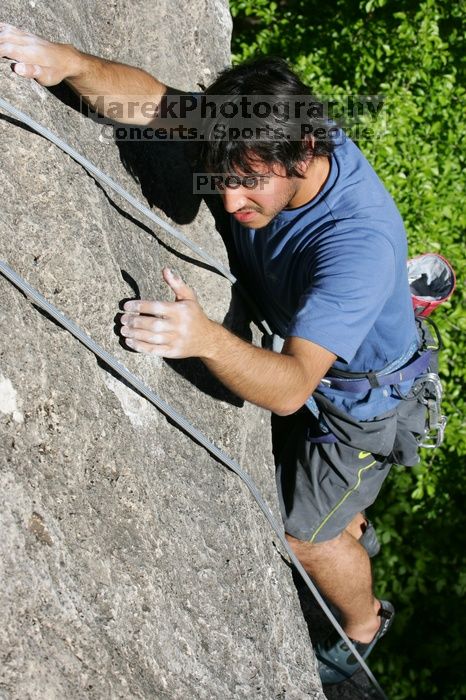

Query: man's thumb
(14, 62), (39, 78)
(163, 267), (196, 301)
(14, 63), (57, 86)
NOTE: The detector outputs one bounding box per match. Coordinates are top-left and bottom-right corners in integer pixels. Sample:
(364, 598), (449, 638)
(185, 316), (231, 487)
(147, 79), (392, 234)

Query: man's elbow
(270, 382), (318, 417)
(272, 398), (306, 417)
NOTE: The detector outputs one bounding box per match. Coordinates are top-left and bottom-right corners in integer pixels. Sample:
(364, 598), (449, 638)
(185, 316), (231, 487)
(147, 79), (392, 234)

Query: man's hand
(119, 268), (336, 416)
(120, 268), (216, 359)
(0, 23), (81, 86)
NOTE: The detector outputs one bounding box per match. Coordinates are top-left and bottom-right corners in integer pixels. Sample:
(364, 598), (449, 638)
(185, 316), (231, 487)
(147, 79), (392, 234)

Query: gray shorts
(272, 394), (425, 543)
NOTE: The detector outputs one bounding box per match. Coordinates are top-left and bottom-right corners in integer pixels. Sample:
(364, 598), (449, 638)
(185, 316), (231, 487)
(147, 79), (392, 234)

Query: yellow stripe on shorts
(309, 458), (377, 543)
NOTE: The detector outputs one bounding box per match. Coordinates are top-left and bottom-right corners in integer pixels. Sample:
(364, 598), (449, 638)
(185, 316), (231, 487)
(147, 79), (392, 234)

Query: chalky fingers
(120, 312), (173, 354)
(121, 326), (171, 345)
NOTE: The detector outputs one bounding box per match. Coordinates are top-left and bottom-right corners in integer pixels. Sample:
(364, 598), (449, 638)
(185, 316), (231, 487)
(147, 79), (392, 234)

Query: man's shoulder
(326, 137), (404, 232)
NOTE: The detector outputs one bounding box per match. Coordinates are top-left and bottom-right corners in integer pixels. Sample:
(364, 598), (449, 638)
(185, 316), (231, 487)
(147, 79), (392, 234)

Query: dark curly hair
(197, 56), (335, 178)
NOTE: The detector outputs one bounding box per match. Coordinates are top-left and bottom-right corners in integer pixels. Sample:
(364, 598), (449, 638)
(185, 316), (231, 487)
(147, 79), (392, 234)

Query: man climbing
(1, 22), (425, 683)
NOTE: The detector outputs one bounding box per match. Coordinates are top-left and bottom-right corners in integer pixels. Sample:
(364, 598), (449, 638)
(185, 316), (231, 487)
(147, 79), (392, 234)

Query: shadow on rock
(165, 283), (253, 407)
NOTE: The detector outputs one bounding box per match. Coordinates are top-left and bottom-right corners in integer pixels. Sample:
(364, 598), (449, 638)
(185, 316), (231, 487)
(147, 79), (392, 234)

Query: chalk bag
(407, 253), (456, 318)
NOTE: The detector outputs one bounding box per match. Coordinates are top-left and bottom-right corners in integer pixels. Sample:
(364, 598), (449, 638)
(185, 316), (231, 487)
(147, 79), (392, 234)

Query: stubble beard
(246, 180), (300, 228)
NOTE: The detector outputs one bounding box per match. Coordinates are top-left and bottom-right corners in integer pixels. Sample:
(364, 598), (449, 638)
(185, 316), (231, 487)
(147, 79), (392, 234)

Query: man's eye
(243, 177), (260, 189)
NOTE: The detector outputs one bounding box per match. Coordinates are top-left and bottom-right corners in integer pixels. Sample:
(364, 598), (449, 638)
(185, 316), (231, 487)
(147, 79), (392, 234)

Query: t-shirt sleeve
(286, 229), (396, 363)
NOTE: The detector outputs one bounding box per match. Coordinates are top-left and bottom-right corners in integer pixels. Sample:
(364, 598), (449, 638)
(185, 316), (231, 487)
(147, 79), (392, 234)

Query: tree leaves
(230, 2), (465, 697)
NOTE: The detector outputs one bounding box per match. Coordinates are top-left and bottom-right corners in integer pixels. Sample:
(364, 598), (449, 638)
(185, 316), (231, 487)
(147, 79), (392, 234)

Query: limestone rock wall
(0, 2), (324, 698)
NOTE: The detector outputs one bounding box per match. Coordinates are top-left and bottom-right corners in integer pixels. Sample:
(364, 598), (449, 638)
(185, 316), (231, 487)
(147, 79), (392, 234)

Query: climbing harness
(317, 254), (454, 452)
(319, 349), (432, 393)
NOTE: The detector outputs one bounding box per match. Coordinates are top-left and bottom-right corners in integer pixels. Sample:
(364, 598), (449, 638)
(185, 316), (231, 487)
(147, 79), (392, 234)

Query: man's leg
(286, 529), (381, 643)
(271, 411), (391, 651)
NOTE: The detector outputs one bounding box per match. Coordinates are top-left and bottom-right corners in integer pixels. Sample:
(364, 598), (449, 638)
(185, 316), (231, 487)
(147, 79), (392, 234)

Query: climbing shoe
(316, 599), (394, 685)
(359, 520), (381, 558)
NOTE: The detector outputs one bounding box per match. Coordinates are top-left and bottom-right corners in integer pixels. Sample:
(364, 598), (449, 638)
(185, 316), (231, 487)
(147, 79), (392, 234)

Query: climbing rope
(0, 259), (388, 699)
(0, 95), (272, 335)
(0, 96), (234, 281)
(0, 97), (388, 699)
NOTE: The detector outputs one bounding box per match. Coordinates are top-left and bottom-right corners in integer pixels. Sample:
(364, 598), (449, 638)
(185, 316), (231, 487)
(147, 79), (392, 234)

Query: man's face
(216, 160), (302, 229)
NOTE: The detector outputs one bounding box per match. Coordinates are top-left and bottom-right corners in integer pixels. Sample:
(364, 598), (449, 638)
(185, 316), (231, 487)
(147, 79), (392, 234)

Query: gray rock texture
(0, 2), (326, 698)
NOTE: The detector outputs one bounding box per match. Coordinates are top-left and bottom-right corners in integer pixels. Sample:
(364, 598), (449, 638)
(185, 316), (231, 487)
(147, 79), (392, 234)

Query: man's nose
(222, 186), (249, 213)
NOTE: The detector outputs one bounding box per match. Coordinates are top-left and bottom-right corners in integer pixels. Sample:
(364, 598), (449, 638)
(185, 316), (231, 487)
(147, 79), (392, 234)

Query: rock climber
(2, 22), (429, 683)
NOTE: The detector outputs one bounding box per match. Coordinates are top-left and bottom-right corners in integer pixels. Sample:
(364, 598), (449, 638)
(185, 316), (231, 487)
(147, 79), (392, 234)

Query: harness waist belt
(319, 350), (432, 394)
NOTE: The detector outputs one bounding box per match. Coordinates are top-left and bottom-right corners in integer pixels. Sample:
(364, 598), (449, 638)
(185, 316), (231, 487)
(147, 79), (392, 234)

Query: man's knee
(285, 530), (344, 560)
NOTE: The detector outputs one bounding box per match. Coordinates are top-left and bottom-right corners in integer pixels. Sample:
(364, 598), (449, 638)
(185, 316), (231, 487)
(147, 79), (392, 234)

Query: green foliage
(230, 1), (465, 698)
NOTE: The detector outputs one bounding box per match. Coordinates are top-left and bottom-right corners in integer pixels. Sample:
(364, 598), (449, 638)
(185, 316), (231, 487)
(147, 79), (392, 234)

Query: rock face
(0, 2), (325, 698)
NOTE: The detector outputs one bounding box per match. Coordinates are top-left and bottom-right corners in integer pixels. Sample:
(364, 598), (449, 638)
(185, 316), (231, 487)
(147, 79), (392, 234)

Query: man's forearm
(66, 51), (168, 124)
(201, 322), (335, 415)
(0, 24), (167, 124)
(200, 323), (325, 416)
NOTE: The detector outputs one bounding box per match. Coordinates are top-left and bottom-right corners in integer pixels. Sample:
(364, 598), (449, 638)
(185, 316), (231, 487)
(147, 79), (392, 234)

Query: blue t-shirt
(230, 135), (419, 420)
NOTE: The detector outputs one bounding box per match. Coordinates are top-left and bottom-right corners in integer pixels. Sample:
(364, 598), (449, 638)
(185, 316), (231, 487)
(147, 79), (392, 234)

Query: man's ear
(295, 137), (315, 175)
